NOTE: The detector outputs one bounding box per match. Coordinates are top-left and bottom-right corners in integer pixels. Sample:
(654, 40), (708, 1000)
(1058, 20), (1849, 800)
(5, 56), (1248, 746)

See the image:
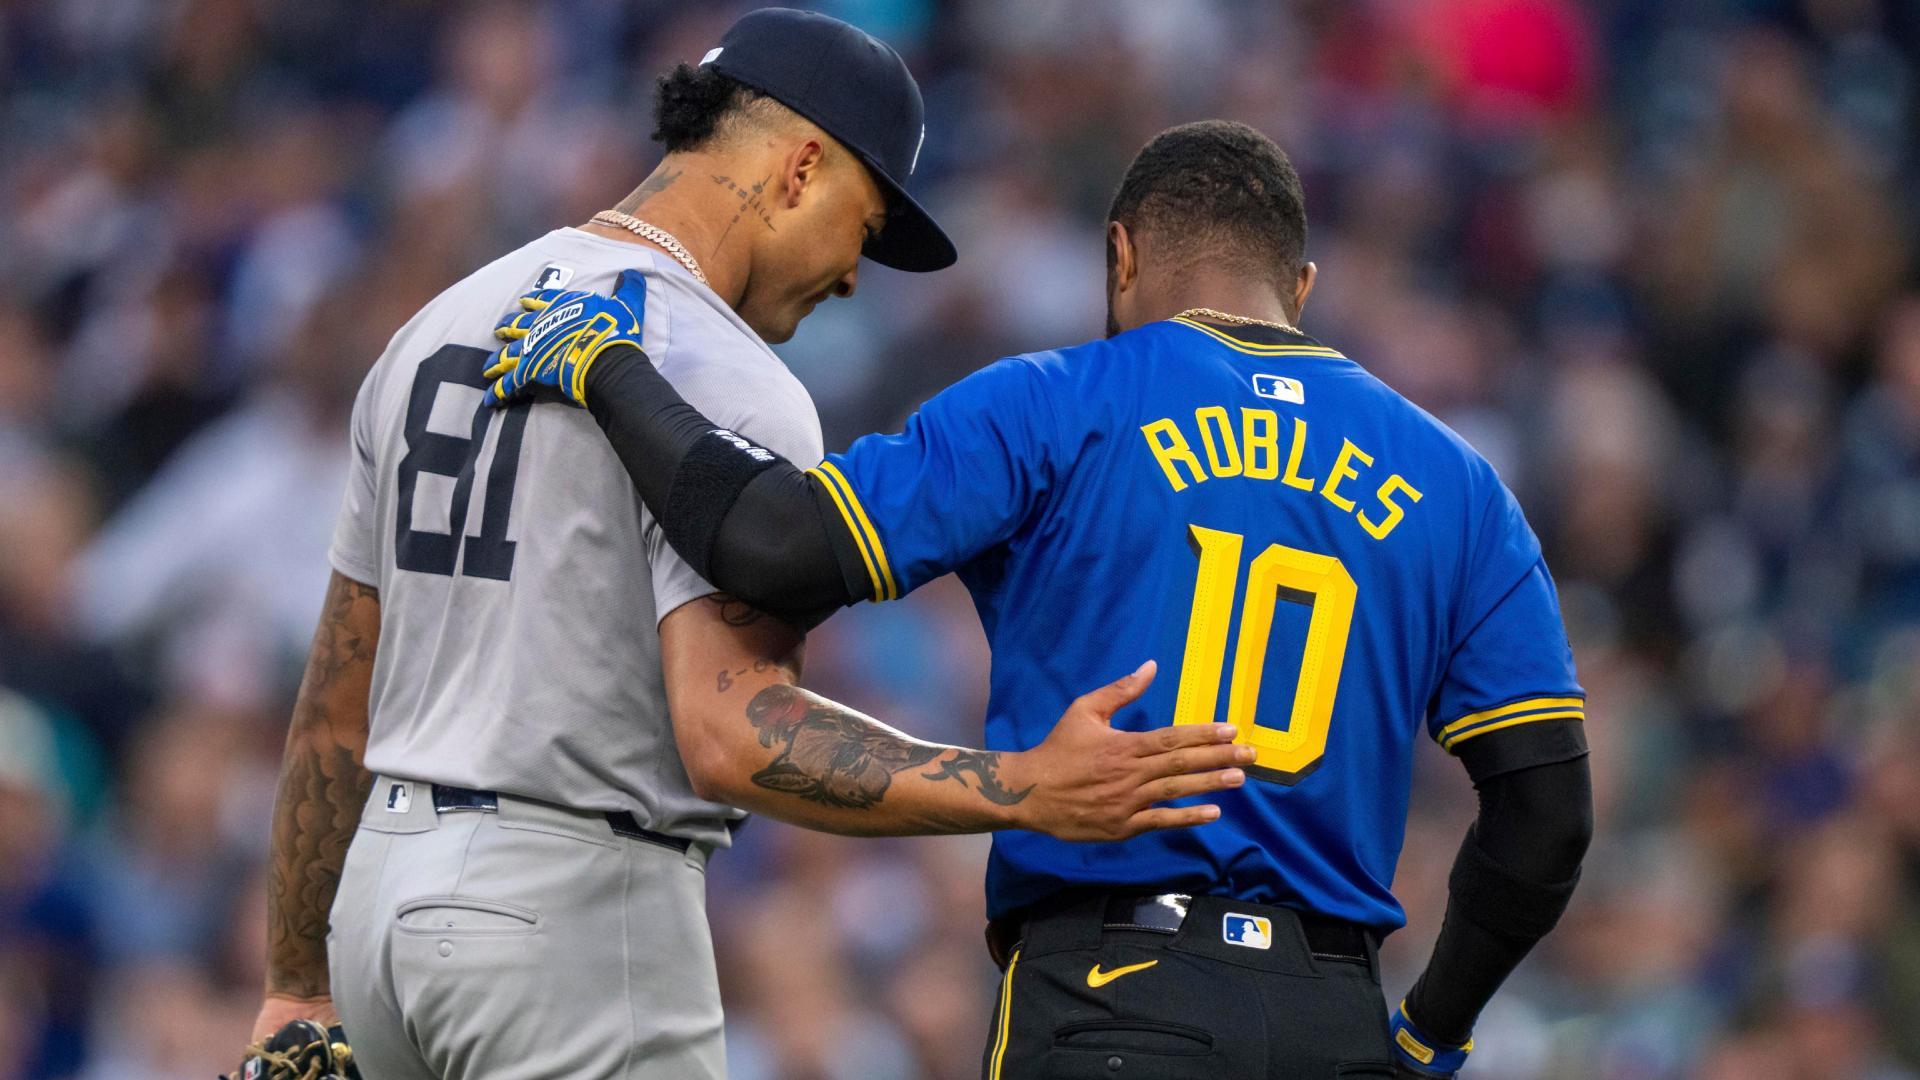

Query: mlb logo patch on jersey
(534, 264), (575, 290)
(1252, 373), (1305, 404)
(1222, 912), (1273, 949)
(385, 782), (412, 814)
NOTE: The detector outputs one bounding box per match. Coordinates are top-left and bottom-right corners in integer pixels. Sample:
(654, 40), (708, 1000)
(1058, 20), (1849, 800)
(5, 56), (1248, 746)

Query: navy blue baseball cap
(700, 7), (956, 272)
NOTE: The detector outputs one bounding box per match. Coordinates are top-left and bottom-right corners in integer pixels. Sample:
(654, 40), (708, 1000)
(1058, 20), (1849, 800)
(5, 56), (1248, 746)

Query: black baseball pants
(981, 894), (1398, 1079)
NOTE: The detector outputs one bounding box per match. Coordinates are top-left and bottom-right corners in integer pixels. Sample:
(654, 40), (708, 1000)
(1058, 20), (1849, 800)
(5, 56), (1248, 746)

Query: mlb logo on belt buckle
(1223, 912), (1272, 950)
(385, 782), (412, 813)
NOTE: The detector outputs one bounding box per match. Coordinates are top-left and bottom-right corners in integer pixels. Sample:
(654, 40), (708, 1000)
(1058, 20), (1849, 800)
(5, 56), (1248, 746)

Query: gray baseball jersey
(328, 228), (823, 847)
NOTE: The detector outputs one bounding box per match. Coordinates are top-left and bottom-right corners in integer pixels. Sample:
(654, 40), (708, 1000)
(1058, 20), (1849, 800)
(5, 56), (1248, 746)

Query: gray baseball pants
(327, 776), (725, 1079)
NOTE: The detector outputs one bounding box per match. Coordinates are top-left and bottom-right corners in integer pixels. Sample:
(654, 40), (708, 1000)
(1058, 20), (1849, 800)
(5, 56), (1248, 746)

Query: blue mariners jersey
(813, 316), (1583, 930)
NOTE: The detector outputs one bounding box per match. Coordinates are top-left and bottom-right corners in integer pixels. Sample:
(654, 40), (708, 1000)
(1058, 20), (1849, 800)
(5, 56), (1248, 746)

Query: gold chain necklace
(590, 210), (708, 286)
(1176, 307), (1300, 334)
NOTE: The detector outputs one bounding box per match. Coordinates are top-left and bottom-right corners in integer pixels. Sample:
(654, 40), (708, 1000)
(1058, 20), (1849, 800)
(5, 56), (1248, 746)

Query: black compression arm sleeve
(583, 345), (869, 618)
(1402, 745), (1593, 1044)
(581, 345), (711, 514)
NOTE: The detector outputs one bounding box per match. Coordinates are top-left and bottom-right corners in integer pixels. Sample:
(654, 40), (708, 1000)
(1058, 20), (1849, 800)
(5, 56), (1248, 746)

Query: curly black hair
(1107, 120), (1308, 283)
(652, 63), (771, 152)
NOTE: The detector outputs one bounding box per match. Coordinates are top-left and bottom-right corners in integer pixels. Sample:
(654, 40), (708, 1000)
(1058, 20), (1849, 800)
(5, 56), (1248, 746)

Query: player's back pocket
(393, 895), (541, 936)
(1044, 1019), (1227, 1078)
(1055, 1018), (1213, 1056)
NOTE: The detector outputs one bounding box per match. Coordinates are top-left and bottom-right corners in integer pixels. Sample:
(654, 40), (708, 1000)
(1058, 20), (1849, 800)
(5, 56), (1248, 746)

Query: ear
(780, 138), (827, 209)
(1109, 221), (1138, 293)
(1292, 261), (1318, 321)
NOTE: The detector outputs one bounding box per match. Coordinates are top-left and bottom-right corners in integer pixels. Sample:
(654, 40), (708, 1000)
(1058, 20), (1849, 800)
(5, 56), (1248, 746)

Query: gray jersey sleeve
(644, 353), (824, 624)
(328, 365), (383, 586)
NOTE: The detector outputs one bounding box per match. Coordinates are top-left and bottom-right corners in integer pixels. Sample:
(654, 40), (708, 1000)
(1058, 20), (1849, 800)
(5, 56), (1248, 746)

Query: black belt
(430, 785), (691, 854)
(986, 892), (1375, 969)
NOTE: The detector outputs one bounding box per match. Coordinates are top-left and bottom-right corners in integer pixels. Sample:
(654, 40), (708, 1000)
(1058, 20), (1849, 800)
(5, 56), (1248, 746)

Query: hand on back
(1001, 660), (1254, 842)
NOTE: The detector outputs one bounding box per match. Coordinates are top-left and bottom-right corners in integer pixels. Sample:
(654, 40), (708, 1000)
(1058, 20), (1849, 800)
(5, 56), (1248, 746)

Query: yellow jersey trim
(1437, 696), (1585, 738)
(1442, 710), (1585, 751)
(989, 948), (1021, 1079)
(1435, 696), (1586, 751)
(806, 465), (885, 601)
(1169, 317), (1346, 359)
(816, 461), (899, 600)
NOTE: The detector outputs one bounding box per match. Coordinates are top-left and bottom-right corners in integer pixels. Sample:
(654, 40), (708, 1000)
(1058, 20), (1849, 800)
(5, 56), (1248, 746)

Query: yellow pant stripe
(816, 461), (898, 600)
(806, 466), (885, 601)
(990, 948), (1020, 1080)
(1441, 710), (1586, 752)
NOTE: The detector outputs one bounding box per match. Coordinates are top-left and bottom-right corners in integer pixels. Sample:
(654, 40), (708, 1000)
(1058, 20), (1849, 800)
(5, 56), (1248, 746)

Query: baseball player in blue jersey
(480, 121), (1592, 1077)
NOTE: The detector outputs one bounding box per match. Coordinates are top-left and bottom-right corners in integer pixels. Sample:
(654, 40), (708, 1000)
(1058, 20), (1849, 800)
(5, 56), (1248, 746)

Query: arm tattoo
(615, 166), (683, 214)
(266, 575), (379, 999)
(717, 658), (776, 693)
(706, 592), (764, 627)
(746, 684), (940, 809)
(923, 750), (1033, 806)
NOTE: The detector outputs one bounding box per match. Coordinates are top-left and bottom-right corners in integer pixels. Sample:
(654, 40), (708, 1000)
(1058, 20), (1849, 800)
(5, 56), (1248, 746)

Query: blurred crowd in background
(4, 0), (1920, 1077)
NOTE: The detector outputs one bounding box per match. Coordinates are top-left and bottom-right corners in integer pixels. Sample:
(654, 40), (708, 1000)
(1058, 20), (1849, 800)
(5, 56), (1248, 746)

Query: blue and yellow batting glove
(1390, 1001), (1472, 1077)
(483, 268), (648, 408)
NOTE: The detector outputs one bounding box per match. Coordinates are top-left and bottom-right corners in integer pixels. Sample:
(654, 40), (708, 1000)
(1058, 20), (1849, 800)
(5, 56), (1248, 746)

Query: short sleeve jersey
(330, 229), (823, 848)
(813, 317), (1582, 927)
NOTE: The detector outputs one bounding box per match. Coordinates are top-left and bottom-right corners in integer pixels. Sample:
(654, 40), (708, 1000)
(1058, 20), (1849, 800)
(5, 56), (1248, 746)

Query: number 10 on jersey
(1173, 525), (1356, 785)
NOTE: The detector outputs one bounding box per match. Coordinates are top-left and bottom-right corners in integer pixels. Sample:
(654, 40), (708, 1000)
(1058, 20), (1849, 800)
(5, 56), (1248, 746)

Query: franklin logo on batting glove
(483, 268), (650, 407)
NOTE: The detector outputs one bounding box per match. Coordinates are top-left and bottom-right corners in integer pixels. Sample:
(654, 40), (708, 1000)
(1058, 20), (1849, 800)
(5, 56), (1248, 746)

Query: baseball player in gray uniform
(243, 10), (1251, 1080)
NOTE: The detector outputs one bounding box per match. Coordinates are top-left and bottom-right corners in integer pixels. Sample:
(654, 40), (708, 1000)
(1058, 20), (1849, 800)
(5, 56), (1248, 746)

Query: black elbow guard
(661, 428), (784, 579)
(707, 466), (872, 619)
(661, 431), (872, 617)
